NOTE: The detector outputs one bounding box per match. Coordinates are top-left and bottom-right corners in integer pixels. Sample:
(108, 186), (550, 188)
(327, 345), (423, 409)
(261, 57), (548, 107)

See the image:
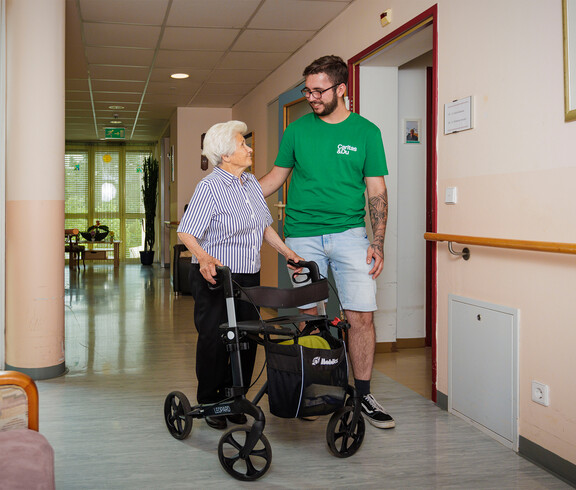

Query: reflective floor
(35, 265), (569, 489)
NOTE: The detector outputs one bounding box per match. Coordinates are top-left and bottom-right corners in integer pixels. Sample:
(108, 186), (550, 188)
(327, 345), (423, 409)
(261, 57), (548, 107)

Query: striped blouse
(177, 166), (273, 274)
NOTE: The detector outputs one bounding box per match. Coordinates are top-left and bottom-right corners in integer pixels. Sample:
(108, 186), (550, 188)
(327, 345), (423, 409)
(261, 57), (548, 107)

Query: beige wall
(229, 0), (576, 465)
(174, 107), (232, 219)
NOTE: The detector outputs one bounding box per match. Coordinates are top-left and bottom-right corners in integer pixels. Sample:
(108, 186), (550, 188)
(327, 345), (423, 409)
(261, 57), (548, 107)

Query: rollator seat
(236, 278), (329, 309)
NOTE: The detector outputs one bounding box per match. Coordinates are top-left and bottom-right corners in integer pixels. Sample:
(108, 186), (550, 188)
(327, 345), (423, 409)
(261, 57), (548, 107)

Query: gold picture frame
(563, 0), (576, 121)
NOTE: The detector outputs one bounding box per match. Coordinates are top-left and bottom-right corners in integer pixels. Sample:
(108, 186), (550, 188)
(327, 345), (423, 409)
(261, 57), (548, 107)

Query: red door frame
(347, 5), (438, 402)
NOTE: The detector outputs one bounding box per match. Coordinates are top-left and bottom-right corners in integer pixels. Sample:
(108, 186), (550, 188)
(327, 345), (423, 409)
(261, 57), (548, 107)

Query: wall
(175, 107), (232, 218)
(397, 55), (429, 340)
(359, 65), (399, 343)
(435, 0), (576, 466)
(231, 0), (576, 466)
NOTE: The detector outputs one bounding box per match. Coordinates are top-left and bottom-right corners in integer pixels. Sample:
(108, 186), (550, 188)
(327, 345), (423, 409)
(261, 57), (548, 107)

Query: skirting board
(375, 338), (426, 353)
(519, 436), (576, 486)
(436, 390), (448, 411)
(435, 394), (575, 486)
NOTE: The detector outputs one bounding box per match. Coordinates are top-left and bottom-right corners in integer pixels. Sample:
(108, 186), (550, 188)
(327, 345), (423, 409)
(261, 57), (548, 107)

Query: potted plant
(140, 155), (159, 265)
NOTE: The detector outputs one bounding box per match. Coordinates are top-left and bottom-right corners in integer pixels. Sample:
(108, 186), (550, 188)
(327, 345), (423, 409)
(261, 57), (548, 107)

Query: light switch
(445, 187), (457, 204)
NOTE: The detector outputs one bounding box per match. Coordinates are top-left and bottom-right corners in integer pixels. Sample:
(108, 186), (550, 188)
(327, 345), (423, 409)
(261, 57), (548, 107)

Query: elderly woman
(177, 120), (302, 430)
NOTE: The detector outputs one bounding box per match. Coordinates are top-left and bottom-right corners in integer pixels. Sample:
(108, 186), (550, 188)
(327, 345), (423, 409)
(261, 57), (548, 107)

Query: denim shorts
(286, 227), (377, 312)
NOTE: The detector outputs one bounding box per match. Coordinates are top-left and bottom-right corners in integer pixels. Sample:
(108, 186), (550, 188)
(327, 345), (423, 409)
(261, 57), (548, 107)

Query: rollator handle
(213, 265), (234, 298)
(287, 259), (321, 283)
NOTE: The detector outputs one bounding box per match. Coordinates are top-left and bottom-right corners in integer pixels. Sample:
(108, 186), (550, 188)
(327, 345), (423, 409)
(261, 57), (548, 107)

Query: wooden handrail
(424, 232), (576, 255)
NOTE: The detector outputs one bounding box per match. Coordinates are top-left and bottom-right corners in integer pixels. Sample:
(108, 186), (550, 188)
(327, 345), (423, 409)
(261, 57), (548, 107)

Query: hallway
(35, 265), (569, 488)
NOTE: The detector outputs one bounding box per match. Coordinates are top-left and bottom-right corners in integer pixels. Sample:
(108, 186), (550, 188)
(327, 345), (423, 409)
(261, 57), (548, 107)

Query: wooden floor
(35, 264), (569, 489)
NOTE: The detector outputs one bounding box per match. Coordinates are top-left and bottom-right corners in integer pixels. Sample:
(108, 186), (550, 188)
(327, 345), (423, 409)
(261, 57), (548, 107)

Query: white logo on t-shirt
(337, 144), (357, 155)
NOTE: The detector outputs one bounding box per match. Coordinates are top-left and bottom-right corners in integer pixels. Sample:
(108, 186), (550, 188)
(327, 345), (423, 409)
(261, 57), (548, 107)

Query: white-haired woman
(177, 120), (303, 430)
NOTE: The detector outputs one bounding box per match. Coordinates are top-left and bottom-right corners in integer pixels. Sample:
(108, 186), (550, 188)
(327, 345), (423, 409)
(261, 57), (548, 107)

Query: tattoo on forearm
(368, 190), (388, 256)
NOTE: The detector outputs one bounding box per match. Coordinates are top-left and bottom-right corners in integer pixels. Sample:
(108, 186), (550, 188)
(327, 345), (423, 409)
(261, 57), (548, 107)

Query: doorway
(348, 6), (438, 400)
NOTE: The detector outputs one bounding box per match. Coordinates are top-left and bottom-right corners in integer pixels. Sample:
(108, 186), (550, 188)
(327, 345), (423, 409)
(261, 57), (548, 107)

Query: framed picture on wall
(244, 131), (255, 173)
(403, 119), (421, 144)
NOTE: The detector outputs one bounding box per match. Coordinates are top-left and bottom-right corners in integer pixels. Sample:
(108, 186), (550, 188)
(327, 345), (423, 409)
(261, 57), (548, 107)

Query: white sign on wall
(444, 96), (473, 134)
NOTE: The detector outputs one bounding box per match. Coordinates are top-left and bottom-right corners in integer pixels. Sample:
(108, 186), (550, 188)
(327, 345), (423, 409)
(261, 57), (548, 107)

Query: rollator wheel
(326, 406), (365, 458)
(218, 427), (272, 481)
(164, 391), (193, 440)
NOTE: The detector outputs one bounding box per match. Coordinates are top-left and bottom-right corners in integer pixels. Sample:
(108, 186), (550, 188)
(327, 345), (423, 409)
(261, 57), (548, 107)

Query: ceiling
(65, 0), (355, 143)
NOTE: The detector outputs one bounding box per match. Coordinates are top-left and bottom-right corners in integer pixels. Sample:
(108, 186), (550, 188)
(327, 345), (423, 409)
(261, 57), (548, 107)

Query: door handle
(273, 202), (286, 220)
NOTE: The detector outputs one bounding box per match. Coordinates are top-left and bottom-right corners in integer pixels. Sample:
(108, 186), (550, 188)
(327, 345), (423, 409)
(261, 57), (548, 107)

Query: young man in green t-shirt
(260, 55), (394, 429)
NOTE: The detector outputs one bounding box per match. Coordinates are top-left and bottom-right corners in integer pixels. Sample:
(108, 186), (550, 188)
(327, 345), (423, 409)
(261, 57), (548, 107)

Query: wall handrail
(424, 232), (576, 256)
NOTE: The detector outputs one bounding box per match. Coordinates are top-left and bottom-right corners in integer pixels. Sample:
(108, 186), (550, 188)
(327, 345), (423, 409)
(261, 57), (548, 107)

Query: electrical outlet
(531, 381), (550, 406)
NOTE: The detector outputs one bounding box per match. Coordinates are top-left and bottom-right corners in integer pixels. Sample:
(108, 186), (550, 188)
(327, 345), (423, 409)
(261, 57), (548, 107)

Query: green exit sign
(105, 127), (125, 139)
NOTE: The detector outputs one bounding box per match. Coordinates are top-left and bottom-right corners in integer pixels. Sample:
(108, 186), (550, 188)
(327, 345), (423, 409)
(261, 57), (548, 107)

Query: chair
(65, 228), (85, 270)
(173, 244), (192, 295)
(0, 370), (55, 489)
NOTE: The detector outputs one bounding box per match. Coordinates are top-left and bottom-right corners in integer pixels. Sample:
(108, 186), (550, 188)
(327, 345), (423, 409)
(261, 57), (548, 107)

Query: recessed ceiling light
(109, 120), (123, 125)
(108, 105), (125, 110)
(171, 73), (189, 79)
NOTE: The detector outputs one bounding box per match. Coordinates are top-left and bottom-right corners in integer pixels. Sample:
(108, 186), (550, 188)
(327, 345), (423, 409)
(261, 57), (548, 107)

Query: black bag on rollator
(265, 330), (348, 418)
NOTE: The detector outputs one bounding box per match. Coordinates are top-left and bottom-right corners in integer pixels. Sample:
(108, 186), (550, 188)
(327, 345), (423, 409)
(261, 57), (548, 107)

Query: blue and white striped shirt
(177, 166), (273, 274)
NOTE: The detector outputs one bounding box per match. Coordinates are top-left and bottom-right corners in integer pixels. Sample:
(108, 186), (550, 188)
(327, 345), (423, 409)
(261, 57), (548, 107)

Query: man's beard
(309, 94), (338, 117)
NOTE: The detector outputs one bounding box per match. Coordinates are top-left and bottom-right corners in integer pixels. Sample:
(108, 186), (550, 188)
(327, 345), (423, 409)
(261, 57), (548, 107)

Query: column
(5, 0), (66, 379)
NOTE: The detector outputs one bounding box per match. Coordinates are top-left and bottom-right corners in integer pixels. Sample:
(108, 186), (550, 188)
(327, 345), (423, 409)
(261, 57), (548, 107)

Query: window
(65, 144), (156, 261)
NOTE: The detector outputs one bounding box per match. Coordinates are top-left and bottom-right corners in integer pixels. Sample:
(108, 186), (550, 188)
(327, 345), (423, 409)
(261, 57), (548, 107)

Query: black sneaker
(227, 413), (247, 425)
(205, 416), (227, 430)
(360, 394), (395, 429)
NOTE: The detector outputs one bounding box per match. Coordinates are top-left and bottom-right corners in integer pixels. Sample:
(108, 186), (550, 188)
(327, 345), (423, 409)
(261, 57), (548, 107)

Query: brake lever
(287, 259), (310, 283)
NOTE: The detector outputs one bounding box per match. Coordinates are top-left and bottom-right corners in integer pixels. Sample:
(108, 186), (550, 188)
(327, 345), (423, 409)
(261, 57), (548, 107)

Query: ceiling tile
(249, 0), (351, 30)
(83, 23), (162, 49)
(92, 92), (143, 103)
(234, 29), (315, 52)
(91, 80), (145, 92)
(66, 109), (95, 117)
(206, 69), (271, 85)
(79, 0), (169, 24)
(65, 101), (94, 110)
(139, 106), (175, 118)
(167, 0), (261, 28)
(200, 83), (256, 96)
(89, 65), (150, 81)
(147, 80), (203, 96)
(219, 51), (290, 70)
(65, 0), (355, 141)
(85, 46), (155, 66)
(143, 93), (192, 105)
(154, 50), (222, 70)
(161, 27), (240, 51)
(189, 93), (244, 107)
(66, 79), (90, 91)
(65, 0), (89, 79)
(66, 91), (92, 102)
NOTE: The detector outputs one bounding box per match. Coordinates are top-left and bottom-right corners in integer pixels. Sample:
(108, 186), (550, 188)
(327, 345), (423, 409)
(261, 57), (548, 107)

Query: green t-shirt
(274, 112), (388, 237)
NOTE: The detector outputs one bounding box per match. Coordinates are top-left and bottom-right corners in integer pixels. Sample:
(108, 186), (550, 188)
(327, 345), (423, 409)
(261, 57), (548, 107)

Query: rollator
(164, 260), (366, 481)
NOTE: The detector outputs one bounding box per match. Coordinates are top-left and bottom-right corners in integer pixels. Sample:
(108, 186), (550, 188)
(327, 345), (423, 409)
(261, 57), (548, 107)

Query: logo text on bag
(312, 356), (338, 366)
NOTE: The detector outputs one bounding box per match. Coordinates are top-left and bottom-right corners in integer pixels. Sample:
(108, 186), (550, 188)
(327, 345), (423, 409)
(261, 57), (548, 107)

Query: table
(79, 241), (121, 268)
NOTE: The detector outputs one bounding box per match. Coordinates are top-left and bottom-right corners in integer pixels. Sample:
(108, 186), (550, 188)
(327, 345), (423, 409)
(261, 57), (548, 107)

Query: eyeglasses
(301, 83), (341, 99)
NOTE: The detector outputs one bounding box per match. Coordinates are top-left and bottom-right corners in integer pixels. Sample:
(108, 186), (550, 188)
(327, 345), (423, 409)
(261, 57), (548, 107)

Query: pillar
(5, 0), (66, 379)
